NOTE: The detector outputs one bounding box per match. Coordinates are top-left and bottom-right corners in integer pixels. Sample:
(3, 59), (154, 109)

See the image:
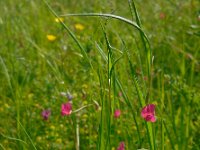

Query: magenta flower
(141, 104), (156, 122)
(61, 102), (72, 116)
(114, 109), (121, 118)
(41, 109), (51, 120)
(117, 142), (125, 150)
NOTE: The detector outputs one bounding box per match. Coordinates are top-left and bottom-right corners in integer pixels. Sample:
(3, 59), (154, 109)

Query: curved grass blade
(43, 0), (93, 70)
(0, 133), (27, 145)
(60, 13), (150, 46)
(18, 121), (37, 150)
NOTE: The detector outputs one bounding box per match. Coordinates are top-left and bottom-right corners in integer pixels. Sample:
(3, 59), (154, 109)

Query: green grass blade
(128, 58), (145, 106)
(0, 143), (6, 150)
(128, 1), (155, 149)
(43, 0), (93, 70)
(127, 53), (155, 149)
(103, 26), (112, 150)
(60, 13), (150, 44)
(95, 42), (108, 62)
(18, 121), (37, 150)
(0, 56), (14, 99)
(116, 78), (142, 147)
(0, 133), (27, 145)
(163, 121), (175, 150)
(97, 68), (106, 150)
(128, 0), (152, 79)
(161, 119), (164, 150)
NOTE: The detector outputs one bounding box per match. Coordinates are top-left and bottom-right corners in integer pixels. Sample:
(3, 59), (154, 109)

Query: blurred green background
(0, 0), (199, 149)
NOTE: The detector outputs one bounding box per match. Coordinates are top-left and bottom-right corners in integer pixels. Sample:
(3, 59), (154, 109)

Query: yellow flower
(47, 35), (56, 41)
(83, 101), (88, 105)
(132, 125), (137, 130)
(36, 136), (42, 141)
(55, 17), (64, 23)
(28, 93), (34, 99)
(82, 84), (88, 89)
(60, 124), (64, 128)
(50, 125), (55, 130)
(74, 23), (85, 31)
(82, 114), (88, 118)
(117, 130), (121, 134)
(4, 103), (10, 109)
(56, 138), (62, 143)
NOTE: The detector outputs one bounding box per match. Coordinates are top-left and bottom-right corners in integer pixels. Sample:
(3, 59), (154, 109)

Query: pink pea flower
(114, 109), (121, 118)
(61, 102), (72, 116)
(41, 109), (51, 120)
(159, 12), (166, 19)
(118, 91), (122, 97)
(117, 141), (125, 150)
(141, 104), (156, 122)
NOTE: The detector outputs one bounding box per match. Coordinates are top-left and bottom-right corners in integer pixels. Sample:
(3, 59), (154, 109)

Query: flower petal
(61, 102), (72, 116)
(117, 142), (125, 150)
(145, 115), (156, 122)
(141, 104), (156, 122)
(147, 104), (155, 114)
(141, 106), (148, 118)
(114, 109), (121, 118)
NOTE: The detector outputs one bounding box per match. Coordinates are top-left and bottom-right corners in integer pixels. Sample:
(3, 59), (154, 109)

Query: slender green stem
(76, 115), (80, 150)
(18, 121), (37, 150)
(97, 68), (105, 150)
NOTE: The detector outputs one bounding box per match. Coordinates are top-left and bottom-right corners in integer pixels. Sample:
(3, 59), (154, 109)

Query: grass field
(0, 0), (200, 149)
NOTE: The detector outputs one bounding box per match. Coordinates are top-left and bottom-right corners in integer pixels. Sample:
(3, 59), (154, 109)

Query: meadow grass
(0, 0), (200, 149)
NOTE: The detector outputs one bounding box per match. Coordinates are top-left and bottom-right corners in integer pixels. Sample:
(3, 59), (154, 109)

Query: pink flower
(114, 109), (121, 118)
(61, 102), (72, 116)
(118, 91), (122, 97)
(117, 142), (125, 150)
(141, 104), (156, 122)
(159, 12), (166, 19)
(41, 109), (51, 120)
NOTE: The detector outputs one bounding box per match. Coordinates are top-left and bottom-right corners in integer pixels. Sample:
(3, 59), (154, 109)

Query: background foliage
(0, 0), (199, 149)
